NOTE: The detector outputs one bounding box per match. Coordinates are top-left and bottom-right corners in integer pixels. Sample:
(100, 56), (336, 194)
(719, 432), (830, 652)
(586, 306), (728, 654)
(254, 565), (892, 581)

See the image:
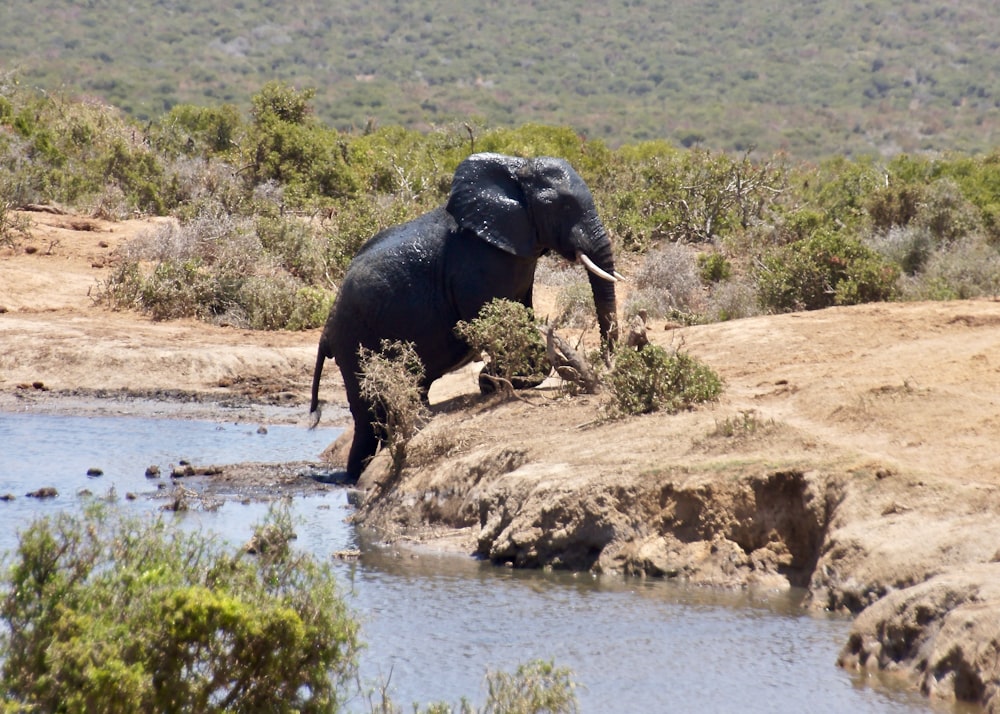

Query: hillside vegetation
(2, 80), (999, 333)
(2, 0), (999, 158)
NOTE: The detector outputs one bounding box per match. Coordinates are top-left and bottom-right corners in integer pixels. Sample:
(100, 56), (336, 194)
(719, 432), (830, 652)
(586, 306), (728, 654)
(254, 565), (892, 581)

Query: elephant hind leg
(339, 367), (382, 481)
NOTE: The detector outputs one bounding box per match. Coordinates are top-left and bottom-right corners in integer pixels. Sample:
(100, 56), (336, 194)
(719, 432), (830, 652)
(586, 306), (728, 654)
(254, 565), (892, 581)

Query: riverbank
(3, 208), (1000, 711)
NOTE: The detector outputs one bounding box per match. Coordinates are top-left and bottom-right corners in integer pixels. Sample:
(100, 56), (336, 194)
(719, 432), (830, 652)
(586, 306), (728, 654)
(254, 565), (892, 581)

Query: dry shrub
(622, 243), (704, 320)
(358, 340), (430, 475)
(899, 236), (1000, 300)
(704, 276), (762, 322)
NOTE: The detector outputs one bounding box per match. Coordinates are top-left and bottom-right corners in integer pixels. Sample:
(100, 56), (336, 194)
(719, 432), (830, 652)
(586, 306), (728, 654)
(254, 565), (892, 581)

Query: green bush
(697, 252), (732, 283)
(97, 208), (333, 329)
(607, 344), (723, 417)
(597, 144), (786, 251)
(153, 103), (246, 158)
(756, 230), (899, 312)
(455, 299), (551, 392)
(244, 82), (359, 205)
(0, 504), (360, 713)
(138, 258), (221, 321)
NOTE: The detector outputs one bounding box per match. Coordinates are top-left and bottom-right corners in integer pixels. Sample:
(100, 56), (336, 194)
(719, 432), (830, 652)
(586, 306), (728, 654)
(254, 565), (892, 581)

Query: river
(0, 410), (960, 713)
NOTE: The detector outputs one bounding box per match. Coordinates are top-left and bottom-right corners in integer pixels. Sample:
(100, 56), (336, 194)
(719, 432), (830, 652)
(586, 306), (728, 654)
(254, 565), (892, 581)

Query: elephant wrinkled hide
(311, 152), (619, 481)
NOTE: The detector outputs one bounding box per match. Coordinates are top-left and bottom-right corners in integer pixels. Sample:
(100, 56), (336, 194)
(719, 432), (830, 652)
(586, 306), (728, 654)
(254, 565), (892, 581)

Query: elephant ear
(446, 153), (537, 258)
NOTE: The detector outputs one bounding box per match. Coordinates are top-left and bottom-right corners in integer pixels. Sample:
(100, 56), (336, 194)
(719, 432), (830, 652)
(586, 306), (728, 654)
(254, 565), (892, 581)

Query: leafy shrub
(597, 143), (786, 251)
(697, 252), (732, 283)
(455, 299), (551, 392)
(255, 214), (331, 284)
(369, 659), (579, 714)
(796, 155), (884, 232)
(867, 182), (924, 233)
(756, 230), (899, 312)
(607, 343), (723, 416)
(138, 258), (221, 321)
(152, 103), (245, 158)
(913, 178), (982, 244)
(0, 503), (360, 713)
(358, 339), (430, 475)
(244, 82), (359, 205)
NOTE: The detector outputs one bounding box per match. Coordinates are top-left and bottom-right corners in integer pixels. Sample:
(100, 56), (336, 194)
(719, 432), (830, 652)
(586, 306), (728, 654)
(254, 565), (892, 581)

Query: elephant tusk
(577, 252), (618, 283)
(613, 271), (627, 281)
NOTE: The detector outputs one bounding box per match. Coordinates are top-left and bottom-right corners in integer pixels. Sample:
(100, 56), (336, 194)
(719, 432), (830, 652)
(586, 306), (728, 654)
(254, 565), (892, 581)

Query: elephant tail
(309, 340), (328, 428)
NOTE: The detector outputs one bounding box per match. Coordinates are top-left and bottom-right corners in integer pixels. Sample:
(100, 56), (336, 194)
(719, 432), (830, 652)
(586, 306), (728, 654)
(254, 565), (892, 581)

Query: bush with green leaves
(596, 143), (786, 252)
(0, 83), (182, 214)
(368, 659), (579, 714)
(243, 82), (359, 206)
(455, 299), (551, 392)
(358, 339), (431, 475)
(0, 503), (360, 713)
(756, 229), (900, 312)
(607, 343), (723, 417)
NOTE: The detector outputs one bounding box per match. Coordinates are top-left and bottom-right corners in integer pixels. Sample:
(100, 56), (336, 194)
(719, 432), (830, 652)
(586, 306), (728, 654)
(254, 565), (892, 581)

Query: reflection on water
(0, 412), (953, 713)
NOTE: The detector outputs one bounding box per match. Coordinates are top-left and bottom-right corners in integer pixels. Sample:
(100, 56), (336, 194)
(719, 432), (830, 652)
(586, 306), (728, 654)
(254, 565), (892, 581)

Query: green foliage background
(1, 0), (999, 159)
(2, 79), (1000, 331)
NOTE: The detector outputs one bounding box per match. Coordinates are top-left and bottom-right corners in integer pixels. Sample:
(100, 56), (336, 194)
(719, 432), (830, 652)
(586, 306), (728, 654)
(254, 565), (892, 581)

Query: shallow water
(0, 411), (960, 713)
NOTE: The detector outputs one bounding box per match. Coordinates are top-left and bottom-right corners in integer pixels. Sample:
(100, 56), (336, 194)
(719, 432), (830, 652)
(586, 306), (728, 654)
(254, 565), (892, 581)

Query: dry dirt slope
(3, 209), (1000, 710)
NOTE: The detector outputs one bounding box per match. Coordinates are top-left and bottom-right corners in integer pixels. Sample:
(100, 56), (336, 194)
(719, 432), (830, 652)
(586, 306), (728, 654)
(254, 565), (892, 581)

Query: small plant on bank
(455, 298), (551, 394)
(365, 659), (580, 714)
(712, 409), (774, 439)
(607, 343), (723, 417)
(0, 503), (360, 713)
(480, 660), (579, 714)
(358, 339), (430, 475)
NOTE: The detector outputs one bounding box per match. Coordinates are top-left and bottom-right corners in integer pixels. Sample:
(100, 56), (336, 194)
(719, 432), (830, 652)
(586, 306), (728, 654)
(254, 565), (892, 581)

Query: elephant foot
(302, 465), (357, 486)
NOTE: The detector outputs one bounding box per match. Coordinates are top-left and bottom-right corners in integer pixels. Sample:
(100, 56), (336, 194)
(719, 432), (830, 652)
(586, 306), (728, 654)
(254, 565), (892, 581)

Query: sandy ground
(3, 208), (1000, 710)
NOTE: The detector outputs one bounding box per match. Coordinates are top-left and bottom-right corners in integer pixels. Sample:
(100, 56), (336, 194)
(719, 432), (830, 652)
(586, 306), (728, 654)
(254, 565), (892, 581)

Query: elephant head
(446, 153), (621, 348)
(311, 152), (620, 481)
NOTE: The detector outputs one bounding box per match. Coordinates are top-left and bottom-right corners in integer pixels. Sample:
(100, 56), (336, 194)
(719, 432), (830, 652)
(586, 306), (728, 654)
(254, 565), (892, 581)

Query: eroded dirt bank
(3, 209), (1000, 710)
(348, 297), (1000, 712)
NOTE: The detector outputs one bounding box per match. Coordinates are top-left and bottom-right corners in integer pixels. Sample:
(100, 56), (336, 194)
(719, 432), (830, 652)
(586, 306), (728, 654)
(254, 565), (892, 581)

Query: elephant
(310, 152), (621, 481)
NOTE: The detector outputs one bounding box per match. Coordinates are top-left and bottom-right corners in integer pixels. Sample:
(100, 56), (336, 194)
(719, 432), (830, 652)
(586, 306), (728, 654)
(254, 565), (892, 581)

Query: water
(0, 411), (957, 713)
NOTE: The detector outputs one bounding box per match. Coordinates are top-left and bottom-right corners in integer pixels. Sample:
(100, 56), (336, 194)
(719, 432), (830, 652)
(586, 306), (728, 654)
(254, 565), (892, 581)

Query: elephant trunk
(576, 223), (619, 351)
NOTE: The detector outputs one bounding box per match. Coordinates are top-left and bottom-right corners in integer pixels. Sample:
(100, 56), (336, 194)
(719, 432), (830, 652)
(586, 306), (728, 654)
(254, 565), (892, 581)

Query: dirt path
(3, 208), (1000, 710)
